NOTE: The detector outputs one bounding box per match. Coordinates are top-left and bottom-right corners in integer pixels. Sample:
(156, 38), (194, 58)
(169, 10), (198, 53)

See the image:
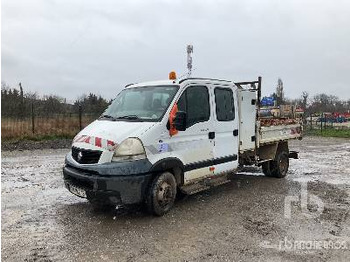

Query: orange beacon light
(169, 71), (177, 80)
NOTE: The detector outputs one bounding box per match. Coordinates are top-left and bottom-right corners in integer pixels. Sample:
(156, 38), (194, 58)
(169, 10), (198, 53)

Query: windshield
(101, 85), (179, 122)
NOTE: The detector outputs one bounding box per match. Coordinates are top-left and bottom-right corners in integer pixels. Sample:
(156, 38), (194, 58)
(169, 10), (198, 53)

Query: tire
(146, 172), (177, 216)
(262, 151), (289, 178)
(271, 151), (289, 178)
(262, 161), (273, 177)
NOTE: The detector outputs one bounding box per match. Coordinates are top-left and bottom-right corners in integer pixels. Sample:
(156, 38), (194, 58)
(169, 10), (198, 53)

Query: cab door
(212, 85), (239, 174)
(170, 85), (215, 184)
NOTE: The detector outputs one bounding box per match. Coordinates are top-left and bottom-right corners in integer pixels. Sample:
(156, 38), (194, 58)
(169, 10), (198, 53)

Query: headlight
(112, 138), (146, 162)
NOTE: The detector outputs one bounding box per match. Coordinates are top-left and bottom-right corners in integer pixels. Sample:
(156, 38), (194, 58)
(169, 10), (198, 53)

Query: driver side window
(177, 86), (210, 128)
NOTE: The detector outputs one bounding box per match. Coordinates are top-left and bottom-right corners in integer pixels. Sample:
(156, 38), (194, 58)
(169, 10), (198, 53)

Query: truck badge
(77, 151), (83, 161)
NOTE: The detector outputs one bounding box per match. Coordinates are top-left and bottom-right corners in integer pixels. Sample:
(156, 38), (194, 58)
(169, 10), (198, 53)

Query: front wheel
(146, 172), (177, 216)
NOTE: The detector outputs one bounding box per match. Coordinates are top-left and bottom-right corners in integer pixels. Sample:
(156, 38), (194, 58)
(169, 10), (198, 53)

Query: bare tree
(301, 91), (309, 109)
(276, 78), (284, 105)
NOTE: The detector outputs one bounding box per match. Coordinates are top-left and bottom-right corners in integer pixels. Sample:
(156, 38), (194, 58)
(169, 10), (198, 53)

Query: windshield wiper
(116, 115), (143, 121)
(99, 114), (117, 121)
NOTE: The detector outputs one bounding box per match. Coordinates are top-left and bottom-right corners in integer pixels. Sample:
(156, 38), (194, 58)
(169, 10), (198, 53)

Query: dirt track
(2, 136), (350, 261)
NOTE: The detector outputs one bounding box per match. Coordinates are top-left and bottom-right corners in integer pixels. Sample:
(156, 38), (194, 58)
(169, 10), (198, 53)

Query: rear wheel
(146, 172), (177, 216)
(262, 149), (289, 178)
(271, 151), (289, 178)
(262, 161), (273, 177)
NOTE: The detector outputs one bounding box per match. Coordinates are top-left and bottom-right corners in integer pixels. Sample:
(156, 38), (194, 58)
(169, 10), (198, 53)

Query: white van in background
(63, 73), (302, 216)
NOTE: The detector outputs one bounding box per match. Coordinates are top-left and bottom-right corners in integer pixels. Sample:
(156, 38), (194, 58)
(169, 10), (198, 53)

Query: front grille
(72, 146), (102, 164)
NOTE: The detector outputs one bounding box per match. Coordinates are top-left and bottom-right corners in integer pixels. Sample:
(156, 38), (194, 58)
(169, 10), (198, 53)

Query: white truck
(63, 73), (302, 216)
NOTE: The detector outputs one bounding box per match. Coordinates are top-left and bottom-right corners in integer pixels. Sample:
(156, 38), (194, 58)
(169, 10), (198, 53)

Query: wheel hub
(157, 182), (173, 207)
(279, 155), (288, 174)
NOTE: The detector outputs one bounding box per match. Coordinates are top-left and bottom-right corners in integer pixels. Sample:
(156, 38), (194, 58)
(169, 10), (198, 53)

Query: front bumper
(63, 154), (153, 205)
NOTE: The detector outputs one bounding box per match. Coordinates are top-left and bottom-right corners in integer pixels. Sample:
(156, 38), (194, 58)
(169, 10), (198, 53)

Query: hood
(73, 120), (156, 151)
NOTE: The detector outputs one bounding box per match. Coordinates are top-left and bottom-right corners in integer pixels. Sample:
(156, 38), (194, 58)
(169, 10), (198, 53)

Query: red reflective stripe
(77, 135), (86, 142)
(74, 135), (117, 150)
(84, 136), (91, 143)
(107, 140), (117, 151)
(107, 140), (115, 147)
(95, 137), (102, 147)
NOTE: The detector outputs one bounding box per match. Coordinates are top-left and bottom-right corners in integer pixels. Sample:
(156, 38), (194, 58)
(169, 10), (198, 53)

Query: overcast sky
(2, 0), (350, 102)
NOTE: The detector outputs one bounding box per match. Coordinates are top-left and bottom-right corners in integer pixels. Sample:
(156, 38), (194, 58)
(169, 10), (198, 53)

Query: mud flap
(289, 151), (299, 159)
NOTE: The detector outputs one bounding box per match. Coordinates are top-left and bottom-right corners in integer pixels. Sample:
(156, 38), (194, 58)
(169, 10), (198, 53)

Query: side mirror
(173, 111), (187, 131)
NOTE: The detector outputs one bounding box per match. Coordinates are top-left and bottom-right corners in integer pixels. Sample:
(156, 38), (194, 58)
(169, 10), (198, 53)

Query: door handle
(233, 129), (239, 136)
(208, 132), (215, 139)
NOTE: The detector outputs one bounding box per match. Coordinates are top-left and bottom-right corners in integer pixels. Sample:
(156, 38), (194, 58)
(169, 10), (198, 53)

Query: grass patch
(305, 128), (350, 138)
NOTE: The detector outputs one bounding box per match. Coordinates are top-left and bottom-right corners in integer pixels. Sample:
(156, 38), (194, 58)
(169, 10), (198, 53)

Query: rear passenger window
(177, 86), (210, 127)
(215, 88), (235, 121)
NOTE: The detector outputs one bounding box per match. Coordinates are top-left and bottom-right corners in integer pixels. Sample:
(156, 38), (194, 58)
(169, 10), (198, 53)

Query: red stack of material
(260, 118), (298, 127)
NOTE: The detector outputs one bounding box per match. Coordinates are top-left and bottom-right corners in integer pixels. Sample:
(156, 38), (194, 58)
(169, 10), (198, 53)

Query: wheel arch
(149, 157), (184, 186)
(277, 140), (289, 155)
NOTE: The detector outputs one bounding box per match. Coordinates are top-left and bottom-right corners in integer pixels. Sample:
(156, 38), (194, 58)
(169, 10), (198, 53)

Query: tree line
(2, 80), (349, 119)
(1, 81), (110, 118)
(269, 79), (350, 115)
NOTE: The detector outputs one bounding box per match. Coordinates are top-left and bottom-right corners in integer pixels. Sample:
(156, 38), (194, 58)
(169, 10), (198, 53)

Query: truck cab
(63, 74), (302, 216)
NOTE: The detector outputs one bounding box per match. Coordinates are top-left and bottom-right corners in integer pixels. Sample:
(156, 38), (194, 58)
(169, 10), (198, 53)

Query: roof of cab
(125, 80), (178, 88)
(125, 77), (235, 89)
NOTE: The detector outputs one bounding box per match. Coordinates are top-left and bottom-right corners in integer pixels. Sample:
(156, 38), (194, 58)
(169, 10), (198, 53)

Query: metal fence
(1, 105), (100, 140)
(304, 118), (350, 130)
(303, 114), (350, 137)
(3, 107), (350, 140)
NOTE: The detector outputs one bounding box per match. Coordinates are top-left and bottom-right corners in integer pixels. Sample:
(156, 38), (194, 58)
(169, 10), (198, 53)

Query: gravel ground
(1, 136), (350, 261)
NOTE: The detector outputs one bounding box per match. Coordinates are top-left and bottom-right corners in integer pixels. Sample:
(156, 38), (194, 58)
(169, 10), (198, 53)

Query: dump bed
(259, 108), (302, 144)
(259, 122), (302, 144)
(236, 77), (303, 153)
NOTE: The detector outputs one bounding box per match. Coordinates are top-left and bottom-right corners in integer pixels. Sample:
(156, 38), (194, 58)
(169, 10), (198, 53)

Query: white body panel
(259, 124), (302, 144)
(164, 123), (214, 183)
(70, 77), (301, 187)
(156, 80), (238, 184)
(238, 89), (257, 153)
(211, 85), (239, 175)
(237, 88), (302, 151)
(72, 120), (156, 164)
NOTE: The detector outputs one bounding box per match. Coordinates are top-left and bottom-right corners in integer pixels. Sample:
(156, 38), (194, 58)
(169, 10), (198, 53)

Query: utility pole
(19, 82), (24, 119)
(187, 44), (193, 77)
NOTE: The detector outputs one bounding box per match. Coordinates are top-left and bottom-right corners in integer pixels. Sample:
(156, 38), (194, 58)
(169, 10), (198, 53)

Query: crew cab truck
(63, 74), (302, 216)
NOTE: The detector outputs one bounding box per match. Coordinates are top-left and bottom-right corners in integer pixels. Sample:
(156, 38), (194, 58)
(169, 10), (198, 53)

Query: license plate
(68, 183), (87, 198)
